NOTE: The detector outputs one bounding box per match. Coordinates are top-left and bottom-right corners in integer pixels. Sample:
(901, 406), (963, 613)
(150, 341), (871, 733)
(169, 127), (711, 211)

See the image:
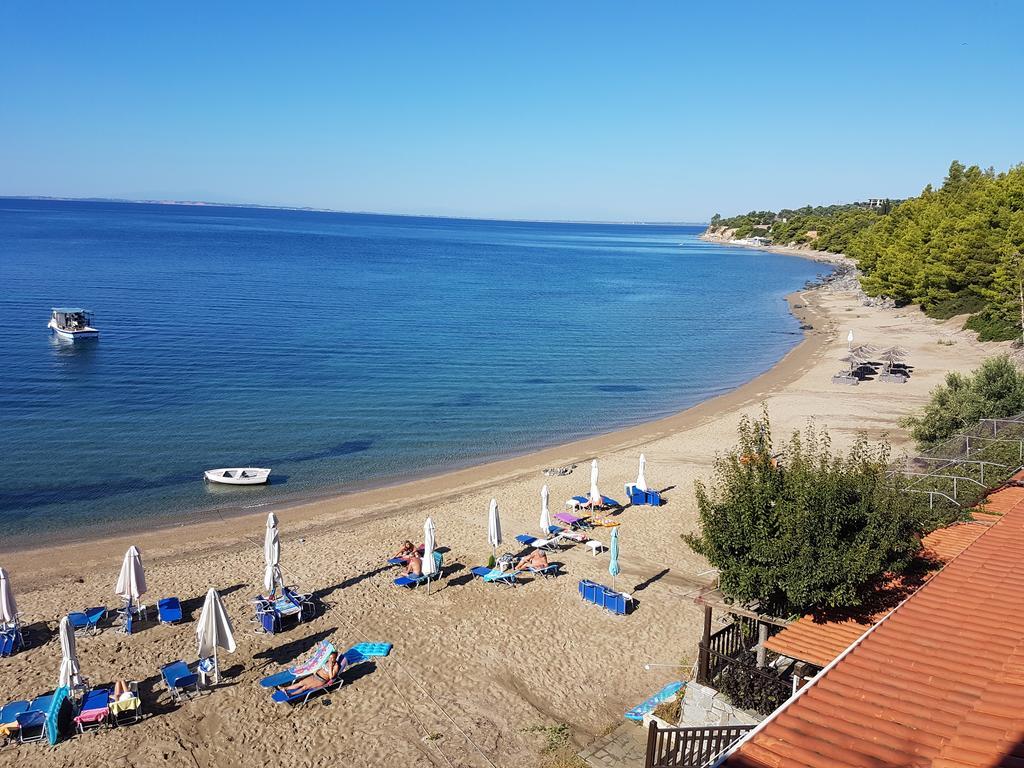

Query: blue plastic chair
(158, 597), (183, 624)
(160, 660), (200, 702)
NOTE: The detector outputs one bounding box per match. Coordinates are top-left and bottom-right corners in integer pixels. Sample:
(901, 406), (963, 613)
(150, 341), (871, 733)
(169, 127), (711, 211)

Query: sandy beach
(0, 259), (1007, 767)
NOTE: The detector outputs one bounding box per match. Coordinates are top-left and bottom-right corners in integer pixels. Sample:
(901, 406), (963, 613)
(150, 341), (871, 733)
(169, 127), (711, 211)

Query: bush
(901, 355), (1024, 448)
(964, 310), (1021, 342)
(684, 410), (921, 616)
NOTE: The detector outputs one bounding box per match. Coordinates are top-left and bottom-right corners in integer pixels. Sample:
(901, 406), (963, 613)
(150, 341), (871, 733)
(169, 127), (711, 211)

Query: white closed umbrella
(421, 517), (438, 590)
(57, 615), (82, 690)
(636, 454), (649, 492)
(115, 546), (147, 602)
(539, 485), (552, 536)
(0, 568), (18, 626)
(590, 459), (601, 505)
(487, 498), (502, 556)
(263, 512), (283, 595)
(197, 588), (236, 684)
(847, 329), (854, 350)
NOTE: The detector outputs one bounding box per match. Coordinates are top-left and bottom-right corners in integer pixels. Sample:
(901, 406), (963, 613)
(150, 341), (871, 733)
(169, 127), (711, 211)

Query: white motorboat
(48, 308), (99, 340)
(204, 468), (272, 485)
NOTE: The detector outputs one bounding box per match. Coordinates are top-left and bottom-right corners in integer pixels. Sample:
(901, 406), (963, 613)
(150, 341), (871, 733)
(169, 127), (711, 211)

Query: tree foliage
(709, 160), (1024, 340)
(684, 411), (921, 616)
(900, 354), (1024, 449)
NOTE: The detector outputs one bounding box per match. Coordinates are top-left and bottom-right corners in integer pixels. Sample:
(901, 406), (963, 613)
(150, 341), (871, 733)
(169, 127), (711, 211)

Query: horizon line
(0, 194), (709, 228)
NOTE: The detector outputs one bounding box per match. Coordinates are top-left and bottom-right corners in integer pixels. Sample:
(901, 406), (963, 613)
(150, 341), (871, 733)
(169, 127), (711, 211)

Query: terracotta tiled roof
(763, 522), (989, 667)
(721, 488), (1024, 768)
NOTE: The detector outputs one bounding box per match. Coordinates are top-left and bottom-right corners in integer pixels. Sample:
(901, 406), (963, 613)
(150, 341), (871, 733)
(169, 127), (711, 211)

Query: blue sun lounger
(527, 563), (561, 579)
(68, 607), (107, 636)
(470, 566), (523, 587)
(0, 626), (23, 657)
(572, 495), (622, 509)
(158, 597), (183, 625)
(160, 660), (200, 702)
(394, 552), (443, 589)
(265, 642), (393, 705)
(0, 699), (28, 735)
(16, 694), (54, 743)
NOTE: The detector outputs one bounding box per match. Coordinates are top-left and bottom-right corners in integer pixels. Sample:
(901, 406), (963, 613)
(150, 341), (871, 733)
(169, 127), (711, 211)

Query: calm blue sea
(0, 199), (828, 543)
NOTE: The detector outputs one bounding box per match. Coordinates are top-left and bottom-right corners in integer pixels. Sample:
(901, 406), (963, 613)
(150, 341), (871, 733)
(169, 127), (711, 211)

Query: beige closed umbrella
(196, 589), (236, 684)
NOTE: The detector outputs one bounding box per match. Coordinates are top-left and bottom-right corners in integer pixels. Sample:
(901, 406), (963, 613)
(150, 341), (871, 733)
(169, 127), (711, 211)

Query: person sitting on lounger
(404, 553), (423, 578)
(281, 651), (344, 697)
(517, 550), (548, 571)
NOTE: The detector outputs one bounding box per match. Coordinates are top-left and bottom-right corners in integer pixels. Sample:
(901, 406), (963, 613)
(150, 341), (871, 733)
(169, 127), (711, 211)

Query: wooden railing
(645, 721), (753, 768)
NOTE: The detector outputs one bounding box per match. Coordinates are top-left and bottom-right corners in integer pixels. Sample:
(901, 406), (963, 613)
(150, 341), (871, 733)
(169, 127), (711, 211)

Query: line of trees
(709, 161), (1024, 341)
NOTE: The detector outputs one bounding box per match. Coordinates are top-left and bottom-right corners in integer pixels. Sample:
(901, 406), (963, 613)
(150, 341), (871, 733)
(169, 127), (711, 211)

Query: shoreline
(1, 240), (1007, 766)
(2, 285), (831, 583)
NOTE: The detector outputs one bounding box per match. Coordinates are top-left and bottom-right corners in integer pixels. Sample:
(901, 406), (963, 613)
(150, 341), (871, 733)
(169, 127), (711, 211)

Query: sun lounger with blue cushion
(73, 688), (111, 733)
(527, 563), (561, 579)
(68, 607), (107, 636)
(571, 495), (621, 510)
(0, 700), (28, 741)
(264, 641), (393, 705)
(515, 534), (560, 552)
(394, 551), (443, 589)
(158, 597), (183, 625)
(470, 566), (523, 587)
(16, 694), (53, 743)
(160, 660), (200, 702)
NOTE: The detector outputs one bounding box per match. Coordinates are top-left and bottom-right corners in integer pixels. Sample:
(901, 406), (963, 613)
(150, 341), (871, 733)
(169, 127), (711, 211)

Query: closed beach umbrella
(636, 454), (648, 492)
(115, 546), (147, 602)
(0, 568), (17, 626)
(609, 527), (621, 592)
(590, 459), (601, 505)
(847, 329), (854, 349)
(487, 498), (502, 555)
(539, 485), (551, 536)
(197, 588), (236, 684)
(57, 615), (82, 689)
(426, 515), (437, 545)
(263, 512), (283, 595)
(422, 517), (438, 587)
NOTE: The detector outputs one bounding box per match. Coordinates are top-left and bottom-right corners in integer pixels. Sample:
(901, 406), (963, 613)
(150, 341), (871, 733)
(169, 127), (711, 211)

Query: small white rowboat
(204, 468), (271, 485)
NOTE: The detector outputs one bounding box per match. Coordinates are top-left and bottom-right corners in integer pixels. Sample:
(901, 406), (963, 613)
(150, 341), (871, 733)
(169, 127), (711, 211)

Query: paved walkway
(579, 722), (648, 768)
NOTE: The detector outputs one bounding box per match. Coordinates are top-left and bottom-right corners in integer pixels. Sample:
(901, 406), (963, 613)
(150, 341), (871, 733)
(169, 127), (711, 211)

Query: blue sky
(1, 1), (1021, 221)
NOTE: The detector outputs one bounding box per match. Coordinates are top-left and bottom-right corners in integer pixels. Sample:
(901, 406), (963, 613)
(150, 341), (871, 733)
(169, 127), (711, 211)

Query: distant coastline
(0, 195), (707, 228)
(700, 225), (854, 269)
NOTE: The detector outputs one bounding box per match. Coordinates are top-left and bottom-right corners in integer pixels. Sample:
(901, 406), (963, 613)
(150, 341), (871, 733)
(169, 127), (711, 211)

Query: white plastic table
(586, 540), (604, 556)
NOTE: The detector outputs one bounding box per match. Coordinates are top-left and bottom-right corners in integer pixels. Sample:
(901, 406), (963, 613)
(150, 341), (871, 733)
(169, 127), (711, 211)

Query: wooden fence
(645, 721), (753, 768)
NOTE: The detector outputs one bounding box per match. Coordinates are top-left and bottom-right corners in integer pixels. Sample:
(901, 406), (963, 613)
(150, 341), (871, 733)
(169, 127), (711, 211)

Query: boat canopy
(52, 307), (91, 315)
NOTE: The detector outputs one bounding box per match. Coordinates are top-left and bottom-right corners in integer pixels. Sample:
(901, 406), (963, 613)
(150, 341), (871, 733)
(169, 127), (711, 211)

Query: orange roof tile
(722, 488), (1024, 768)
(764, 522), (989, 667)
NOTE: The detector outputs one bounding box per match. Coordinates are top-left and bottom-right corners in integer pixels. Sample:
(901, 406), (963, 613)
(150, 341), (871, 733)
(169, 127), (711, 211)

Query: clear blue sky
(2, 1), (1021, 222)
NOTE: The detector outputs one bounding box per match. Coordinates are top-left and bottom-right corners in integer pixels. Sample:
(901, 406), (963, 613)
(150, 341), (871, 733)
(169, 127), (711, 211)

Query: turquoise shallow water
(0, 199), (828, 543)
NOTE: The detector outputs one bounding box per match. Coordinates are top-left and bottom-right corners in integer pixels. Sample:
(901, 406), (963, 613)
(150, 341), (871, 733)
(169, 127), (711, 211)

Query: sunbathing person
(517, 550), (548, 570)
(281, 651), (345, 697)
(391, 540), (415, 561)
(113, 679), (135, 702)
(404, 553), (423, 577)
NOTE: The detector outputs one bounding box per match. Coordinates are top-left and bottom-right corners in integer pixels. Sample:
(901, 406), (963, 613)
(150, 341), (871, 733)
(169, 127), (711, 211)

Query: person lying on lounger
(391, 540), (415, 561)
(404, 553), (423, 577)
(281, 651), (345, 697)
(517, 550), (548, 570)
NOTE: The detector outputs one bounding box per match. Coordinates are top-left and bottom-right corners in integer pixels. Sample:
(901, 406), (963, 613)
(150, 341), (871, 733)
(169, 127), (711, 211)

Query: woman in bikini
(281, 651), (345, 697)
